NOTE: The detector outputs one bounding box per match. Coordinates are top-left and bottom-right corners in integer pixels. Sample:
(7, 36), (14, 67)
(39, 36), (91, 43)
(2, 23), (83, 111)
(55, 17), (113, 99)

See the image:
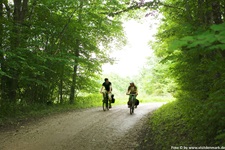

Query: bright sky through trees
(102, 17), (159, 77)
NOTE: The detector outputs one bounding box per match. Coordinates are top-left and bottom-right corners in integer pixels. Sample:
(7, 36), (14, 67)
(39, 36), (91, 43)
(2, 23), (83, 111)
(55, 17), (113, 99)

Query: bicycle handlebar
(127, 94), (137, 96)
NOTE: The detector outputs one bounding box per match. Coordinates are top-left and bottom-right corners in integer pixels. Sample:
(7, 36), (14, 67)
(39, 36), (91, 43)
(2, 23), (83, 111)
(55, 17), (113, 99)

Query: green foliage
(0, 0), (127, 108)
(138, 54), (175, 97)
(146, 0), (225, 148)
(75, 94), (103, 108)
(166, 23), (225, 101)
(146, 99), (225, 149)
(154, 0), (225, 101)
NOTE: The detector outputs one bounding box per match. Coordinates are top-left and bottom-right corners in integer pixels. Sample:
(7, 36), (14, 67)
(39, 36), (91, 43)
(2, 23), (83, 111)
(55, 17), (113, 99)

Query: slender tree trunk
(59, 66), (64, 104)
(185, 0), (192, 22)
(197, 0), (204, 25)
(69, 39), (80, 104)
(204, 0), (209, 24)
(59, 79), (63, 103)
(69, 58), (78, 104)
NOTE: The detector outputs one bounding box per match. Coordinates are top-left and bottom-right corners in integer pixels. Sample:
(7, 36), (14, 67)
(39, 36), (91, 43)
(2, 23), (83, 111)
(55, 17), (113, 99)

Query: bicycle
(102, 91), (111, 111)
(128, 94), (137, 114)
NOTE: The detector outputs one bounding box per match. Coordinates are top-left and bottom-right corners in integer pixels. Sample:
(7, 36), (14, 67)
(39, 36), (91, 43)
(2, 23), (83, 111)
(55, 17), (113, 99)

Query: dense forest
(0, 0), (165, 118)
(0, 0), (128, 110)
(1, 0), (225, 147)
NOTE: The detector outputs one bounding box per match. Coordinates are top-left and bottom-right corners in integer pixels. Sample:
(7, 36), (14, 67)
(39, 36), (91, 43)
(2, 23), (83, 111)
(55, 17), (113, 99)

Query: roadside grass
(0, 94), (171, 127)
(143, 99), (225, 150)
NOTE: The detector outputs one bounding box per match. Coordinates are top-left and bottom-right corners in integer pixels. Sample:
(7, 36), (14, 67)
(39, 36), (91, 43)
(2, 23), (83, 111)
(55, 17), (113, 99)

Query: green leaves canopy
(0, 0), (128, 105)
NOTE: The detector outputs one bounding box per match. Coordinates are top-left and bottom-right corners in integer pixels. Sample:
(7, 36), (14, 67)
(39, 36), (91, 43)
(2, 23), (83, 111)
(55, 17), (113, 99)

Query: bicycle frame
(102, 91), (110, 111)
(128, 94), (136, 114)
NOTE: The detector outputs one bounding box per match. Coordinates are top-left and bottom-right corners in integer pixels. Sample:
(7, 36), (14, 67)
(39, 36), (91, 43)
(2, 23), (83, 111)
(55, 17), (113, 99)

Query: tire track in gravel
(0, 102), (165, 150)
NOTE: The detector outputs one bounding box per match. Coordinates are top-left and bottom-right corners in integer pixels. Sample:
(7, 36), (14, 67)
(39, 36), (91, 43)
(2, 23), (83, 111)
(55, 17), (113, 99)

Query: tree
(152, 0), (225, 100)
(0, 0), (130, 110)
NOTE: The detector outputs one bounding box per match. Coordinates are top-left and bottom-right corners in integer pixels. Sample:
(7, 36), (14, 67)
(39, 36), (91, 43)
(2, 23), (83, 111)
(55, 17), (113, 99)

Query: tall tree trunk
(0, 2), (11, 103)
(212, 1), (222, 24)
(5, 0), (29, 102)
(8, 0), (22, 102)
(69, 1), (83, 104)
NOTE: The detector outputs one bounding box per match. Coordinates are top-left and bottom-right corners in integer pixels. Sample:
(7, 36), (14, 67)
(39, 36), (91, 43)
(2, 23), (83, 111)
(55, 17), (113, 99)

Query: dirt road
(0, 103), (165, 150)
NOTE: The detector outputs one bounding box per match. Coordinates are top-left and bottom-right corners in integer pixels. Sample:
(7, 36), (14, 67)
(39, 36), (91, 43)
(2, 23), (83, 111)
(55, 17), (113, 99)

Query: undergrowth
(145, 99), (225, 150)
(0, 94), (103, 126)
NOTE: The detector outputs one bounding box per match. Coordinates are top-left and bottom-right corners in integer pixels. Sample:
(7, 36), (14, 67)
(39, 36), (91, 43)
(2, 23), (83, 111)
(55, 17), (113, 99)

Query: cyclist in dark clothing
(100, 78), (112, 108)
(102, 78), (112, 92)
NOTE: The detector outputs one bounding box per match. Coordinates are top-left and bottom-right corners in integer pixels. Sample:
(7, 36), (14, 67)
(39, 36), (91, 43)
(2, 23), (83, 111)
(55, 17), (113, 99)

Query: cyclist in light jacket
(126, 82), (138, 108)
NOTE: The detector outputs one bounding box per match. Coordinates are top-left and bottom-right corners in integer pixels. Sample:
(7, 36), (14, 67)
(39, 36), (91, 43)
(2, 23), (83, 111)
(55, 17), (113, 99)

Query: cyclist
(126, 82), (138, 108)
(100, 78), (112, 108)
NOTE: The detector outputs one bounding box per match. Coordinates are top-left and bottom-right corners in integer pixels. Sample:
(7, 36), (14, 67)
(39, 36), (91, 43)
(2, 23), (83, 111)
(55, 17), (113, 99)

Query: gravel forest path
(0, 102), (165, 150)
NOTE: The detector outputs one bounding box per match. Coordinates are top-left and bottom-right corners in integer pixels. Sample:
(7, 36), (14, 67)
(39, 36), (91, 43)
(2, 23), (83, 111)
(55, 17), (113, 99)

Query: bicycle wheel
(103, 100), (106, 111)
(130, 97), (134, 114)
(130, 106), (133, 114)
(103, 94), (109, 111)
